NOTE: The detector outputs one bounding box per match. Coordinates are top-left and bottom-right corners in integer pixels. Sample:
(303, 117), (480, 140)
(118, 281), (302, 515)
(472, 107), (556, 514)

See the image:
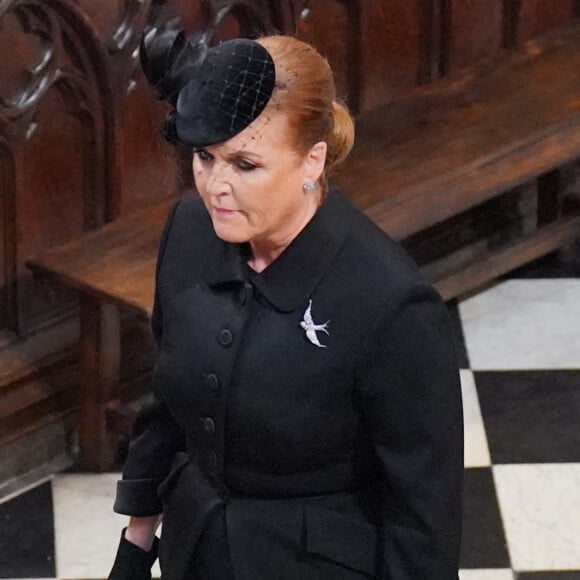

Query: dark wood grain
(335, 23), (580, 239)
(0, 322), (78, 447)
(27, 197), (175, 316)
(434, 215), (580, 300)
(517, 0), (574, 42)
(417, 0), (445, 84)
(537, 169), (562, 226)
(404, 183), (538, 283)
(446, 0), (504, 72)
(77, 297), (120, 471)
(357, 1), (424, 111)
(0, 143), (17, 336)
(503, 0), (519, 49)
(118, 81), (179, 216)
(0, 352), (77, 424)
(297, 1), (351, 105)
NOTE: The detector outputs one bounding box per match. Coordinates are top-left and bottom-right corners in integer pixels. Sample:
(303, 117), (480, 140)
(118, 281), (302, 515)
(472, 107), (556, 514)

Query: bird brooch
(300, 299), (330, 348)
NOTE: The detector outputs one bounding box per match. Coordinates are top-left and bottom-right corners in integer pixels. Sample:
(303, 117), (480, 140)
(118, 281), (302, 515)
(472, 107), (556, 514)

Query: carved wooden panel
(297, 1), (351, 107)
(206, 0), (308, 38)
(0, 143), (17, 342)
(119, 80), (180, 214)
(15, 87), (88, 331)
(446, 0), (504, 72)
(77, 0), (135, 41)
(0, 1), (113, 334)
(357, 0), (424, 112)
(517, 0), (575, 42)
(416, 0), (444, 84)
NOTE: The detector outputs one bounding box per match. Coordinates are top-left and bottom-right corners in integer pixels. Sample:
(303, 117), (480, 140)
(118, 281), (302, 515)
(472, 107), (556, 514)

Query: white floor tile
(52, 472), (125, 579)
(152, 546), (161, 577)
(461, 370), (491, 468)
(493, 464), (580, 570)
(459, 570), (513, 580)
(459, 279), (580, 370)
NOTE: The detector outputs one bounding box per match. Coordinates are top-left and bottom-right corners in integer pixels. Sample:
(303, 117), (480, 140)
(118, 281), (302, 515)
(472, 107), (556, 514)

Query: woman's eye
(235, 159), (257, 171)
(195, 149), (213, 162)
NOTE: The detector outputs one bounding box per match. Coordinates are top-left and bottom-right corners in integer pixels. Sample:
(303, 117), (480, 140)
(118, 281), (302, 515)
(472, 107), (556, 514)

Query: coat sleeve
(114, 198), (186, 517)
(356, 284), (464, 580)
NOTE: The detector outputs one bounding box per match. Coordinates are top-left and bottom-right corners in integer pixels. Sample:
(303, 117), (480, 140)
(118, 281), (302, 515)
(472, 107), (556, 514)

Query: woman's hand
(124, 515), (162, 551)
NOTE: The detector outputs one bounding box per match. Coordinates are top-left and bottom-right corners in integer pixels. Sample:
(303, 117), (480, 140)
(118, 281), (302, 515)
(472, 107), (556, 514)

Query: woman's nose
(206, 162), (232, 195)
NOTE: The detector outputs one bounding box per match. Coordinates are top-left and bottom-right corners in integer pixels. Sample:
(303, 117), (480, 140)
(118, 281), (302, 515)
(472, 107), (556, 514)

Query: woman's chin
(211, 223), (250, 244)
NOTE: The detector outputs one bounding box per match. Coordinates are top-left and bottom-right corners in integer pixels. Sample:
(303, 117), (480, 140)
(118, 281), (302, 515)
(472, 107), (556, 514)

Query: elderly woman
(108, 27), (463, 580)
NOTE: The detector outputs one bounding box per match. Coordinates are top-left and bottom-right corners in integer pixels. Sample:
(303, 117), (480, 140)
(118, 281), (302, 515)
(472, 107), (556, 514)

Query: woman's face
(193, 110), (325, 249)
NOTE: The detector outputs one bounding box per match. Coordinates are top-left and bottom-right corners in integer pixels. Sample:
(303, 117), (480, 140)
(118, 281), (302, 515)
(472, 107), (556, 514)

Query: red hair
(257, 35), (355, 191)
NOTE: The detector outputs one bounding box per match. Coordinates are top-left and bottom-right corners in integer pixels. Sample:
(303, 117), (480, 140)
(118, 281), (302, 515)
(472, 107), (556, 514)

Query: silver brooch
(300, 299), (330, 348)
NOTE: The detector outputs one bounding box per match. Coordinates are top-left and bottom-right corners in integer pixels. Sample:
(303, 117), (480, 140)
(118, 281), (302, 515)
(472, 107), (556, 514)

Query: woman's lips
(213, 207), (239, 217)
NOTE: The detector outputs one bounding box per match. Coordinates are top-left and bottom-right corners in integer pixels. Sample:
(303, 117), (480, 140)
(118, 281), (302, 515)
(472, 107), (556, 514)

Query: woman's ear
(303, 141), (327, 185)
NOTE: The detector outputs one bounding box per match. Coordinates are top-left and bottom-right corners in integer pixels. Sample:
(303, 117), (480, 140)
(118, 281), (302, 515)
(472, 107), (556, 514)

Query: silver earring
(303, 181), (316, 193)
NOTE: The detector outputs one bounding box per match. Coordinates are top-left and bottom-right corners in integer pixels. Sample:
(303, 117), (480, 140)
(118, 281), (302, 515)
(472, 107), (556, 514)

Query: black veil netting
(139, 17), (276, 148)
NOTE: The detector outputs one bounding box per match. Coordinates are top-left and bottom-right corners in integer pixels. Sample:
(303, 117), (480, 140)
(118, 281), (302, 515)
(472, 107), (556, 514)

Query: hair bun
(326, 100), (355, 174)
(139, 20), (208, 106)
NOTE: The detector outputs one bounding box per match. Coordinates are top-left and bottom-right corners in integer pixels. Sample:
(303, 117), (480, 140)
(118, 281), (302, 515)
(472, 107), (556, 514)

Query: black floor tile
(459, 467), (510, 569)
(0, 481), (55, 578)
(446, 300), (470, 369)
(474, 370), (580, 463)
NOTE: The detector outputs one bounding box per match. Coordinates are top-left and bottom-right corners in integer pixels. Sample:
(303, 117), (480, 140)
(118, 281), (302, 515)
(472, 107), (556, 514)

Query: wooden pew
(28, 200), (174, 470)
(335, 23), (580, 298)
(27, 24), (580, 470)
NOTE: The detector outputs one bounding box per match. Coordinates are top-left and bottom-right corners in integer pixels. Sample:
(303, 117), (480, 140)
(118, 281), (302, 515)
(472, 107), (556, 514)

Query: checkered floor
(1, 250), (580, 580)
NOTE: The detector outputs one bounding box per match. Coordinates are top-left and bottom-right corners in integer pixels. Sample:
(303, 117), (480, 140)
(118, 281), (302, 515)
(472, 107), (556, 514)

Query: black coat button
(207, 373), (219, 391)
(203, 417), (216, 435)
(217, 328), (233, 347)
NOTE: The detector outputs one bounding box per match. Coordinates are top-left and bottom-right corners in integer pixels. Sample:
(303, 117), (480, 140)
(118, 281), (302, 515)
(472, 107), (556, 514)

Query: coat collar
(204, 187), (353, 312)
(203, 236), (249, 287)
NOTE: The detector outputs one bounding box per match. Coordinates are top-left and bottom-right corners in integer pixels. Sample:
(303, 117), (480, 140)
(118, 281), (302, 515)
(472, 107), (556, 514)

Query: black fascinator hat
(140, 22), (276, 148)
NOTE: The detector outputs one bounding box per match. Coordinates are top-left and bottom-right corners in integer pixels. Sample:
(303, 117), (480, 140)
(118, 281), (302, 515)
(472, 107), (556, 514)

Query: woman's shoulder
(333, 190), (427, 297)
(320, 191), (445, 350)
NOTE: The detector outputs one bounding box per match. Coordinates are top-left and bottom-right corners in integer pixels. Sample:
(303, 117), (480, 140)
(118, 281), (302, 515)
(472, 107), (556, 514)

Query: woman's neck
(248, 194), (322, 273)
(247, 245), (288, 273)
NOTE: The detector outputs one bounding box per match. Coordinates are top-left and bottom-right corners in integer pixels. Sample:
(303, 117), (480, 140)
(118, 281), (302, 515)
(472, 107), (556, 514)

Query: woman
(108, 26), (463, 580)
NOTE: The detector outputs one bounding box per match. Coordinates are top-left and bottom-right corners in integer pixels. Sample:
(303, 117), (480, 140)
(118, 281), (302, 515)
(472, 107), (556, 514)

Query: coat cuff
(114, 477), (165, 516)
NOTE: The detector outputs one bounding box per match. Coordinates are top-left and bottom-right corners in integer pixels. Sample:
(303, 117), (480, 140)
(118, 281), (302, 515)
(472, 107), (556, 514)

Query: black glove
(108, 528), (159, 580)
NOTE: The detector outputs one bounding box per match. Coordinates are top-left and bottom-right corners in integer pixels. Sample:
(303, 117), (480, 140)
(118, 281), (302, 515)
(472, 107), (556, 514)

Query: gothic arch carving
(0, 0), (115, 226)
(206, 0), (309, 37)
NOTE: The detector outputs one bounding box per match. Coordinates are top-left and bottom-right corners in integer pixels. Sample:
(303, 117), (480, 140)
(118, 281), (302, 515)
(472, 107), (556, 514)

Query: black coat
(114, 187), (463, 580)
